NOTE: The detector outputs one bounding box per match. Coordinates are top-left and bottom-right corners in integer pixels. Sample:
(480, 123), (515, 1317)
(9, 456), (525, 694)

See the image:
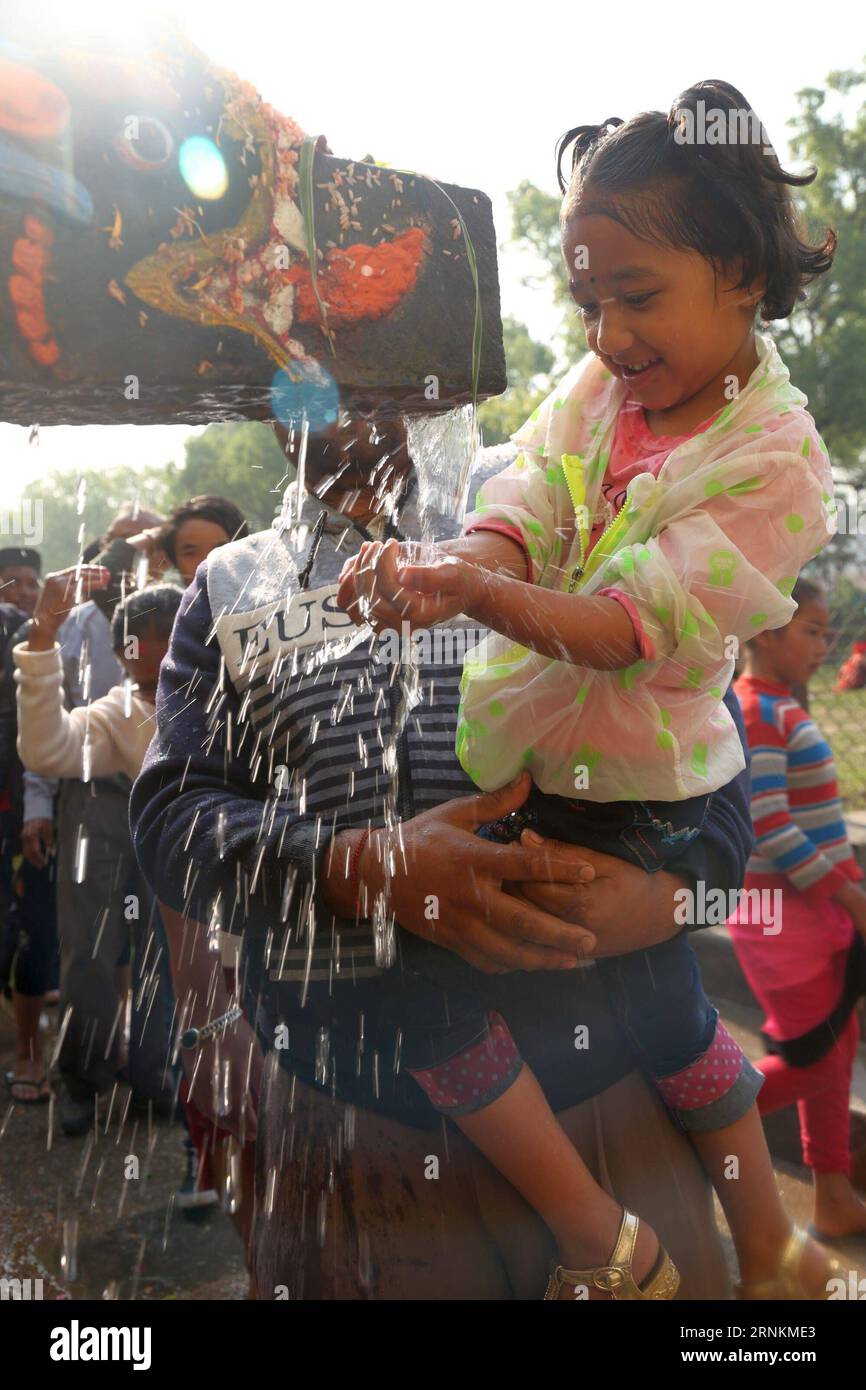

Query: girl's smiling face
(562, 211), (763, 434)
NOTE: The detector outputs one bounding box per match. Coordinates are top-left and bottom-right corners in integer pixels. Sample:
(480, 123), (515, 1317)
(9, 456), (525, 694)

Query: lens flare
(271, 367), (339, 433)
(178, 136), (228, 200)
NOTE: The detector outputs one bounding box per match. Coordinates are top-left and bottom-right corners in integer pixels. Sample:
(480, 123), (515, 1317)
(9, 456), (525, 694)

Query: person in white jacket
(14, 572), (176, 781)
(11, 571), (182, 1107)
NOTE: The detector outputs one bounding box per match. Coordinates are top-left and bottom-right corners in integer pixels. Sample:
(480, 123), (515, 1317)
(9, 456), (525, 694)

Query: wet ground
(2, 944), (866, 1301)
(0, 1001), (247, 1301)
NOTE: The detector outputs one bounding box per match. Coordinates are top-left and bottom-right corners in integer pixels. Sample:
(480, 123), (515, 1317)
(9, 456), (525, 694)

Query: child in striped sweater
(730, 577), (866, 1240)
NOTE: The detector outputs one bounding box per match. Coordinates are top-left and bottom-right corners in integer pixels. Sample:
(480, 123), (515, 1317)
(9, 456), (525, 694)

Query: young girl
(339, 80), (846, 1300)
(730, 578), (866, 1242)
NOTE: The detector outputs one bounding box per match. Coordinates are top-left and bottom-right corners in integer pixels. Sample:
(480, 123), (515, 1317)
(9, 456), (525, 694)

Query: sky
(0, 0), (858, 510)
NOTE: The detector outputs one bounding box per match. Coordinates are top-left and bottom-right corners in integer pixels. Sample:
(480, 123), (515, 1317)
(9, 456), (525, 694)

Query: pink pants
(755, 968), (859, 1174)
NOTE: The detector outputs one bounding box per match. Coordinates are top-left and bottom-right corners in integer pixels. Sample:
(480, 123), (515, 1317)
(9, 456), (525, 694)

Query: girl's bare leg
(10, 991), (50, 1099)
(456, 1064), (661, 1299)
(812, 1171), (866, 1238)
(692, 1107), (839, 1294)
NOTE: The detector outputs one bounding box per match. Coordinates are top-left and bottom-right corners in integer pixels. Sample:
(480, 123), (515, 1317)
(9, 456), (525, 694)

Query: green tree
(507, 180), (586, 363)
(478, 314), (555, 445)
(15, 422), (289, 573)
(478, 182), (587, 446)
(18, 464), (172, 573)
(774, 67), (866, 481)
(164, 421), (290, 530)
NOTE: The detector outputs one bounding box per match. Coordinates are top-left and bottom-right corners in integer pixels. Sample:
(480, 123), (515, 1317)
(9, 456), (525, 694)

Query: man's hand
(27, 564), (110, 652)
(159, 903), (262, 1142)
(21, 818), (54, 869)
(506, 827), (689, 957)
(183, 1011), (262, 1144)
(322, 772), (598, 973)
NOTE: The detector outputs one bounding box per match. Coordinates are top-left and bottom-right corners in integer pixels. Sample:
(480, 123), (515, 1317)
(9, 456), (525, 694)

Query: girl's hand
(28, 565), (111, 651)
(395, 550), (481, 626)
(337, 538), (473, 632)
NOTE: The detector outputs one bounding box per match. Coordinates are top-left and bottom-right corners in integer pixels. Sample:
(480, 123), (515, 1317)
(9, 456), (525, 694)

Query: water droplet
(264, 1165), (277, 1217)
(222, 1138), (241, 1215)
(358, 1230), (374, 1292)
(314, 1027), (330, 1086)
(60, 1217), (78, 1282)
(73, 827), (89, 884)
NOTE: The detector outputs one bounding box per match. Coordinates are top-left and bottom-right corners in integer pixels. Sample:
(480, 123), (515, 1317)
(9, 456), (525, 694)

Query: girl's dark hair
(791, 576), (824, 608)
(159, 495), (249, 567)
(556, 80), (836, 321)
(111, 584), (184, 653)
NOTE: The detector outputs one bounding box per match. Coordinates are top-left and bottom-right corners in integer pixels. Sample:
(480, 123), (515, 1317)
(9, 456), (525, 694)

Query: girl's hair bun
(556, 119), (623, 194)
(665, 80), (788, 182)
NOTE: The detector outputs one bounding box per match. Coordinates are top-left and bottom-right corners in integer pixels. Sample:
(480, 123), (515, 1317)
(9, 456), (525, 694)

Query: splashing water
(405, 403), (480, 521)
(59, 1217), (78, 1282)
(264, 1165), (277, 1217)
(81, 734), (93, 784)
(207, 895), (222, 953)
(73, 827), (88, 884)
(314, 1026), (330, 1086)
(222, 1138), (241, 1215)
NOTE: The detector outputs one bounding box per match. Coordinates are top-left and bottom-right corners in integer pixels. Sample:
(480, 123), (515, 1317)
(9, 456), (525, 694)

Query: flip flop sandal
(4, 1070), (51, 1105)
(735, 1227), (848, 1299)
(543, 1207), (680, 1300)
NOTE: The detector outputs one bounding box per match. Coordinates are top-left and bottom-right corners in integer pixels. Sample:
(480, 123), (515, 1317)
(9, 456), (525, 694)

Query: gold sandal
(735, 1227), (847, 1300)
(543, 1208), (680, 1300)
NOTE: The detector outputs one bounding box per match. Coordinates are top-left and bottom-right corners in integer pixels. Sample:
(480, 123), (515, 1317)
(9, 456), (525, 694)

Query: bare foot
(813, 1183), (866, 1240)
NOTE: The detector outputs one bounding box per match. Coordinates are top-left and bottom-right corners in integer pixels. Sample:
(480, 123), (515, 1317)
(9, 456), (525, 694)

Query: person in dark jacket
(0, 586), (59, 1103)
(131, 417), (757, 1298)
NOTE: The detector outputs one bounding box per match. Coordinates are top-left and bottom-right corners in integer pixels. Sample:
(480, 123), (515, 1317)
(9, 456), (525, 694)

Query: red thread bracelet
(350, 827), (372, 914)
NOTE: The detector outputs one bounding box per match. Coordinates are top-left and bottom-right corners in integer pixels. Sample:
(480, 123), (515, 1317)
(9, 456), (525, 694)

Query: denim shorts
(477, 784), (711, 873)
(397, 783), (762, 1128)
